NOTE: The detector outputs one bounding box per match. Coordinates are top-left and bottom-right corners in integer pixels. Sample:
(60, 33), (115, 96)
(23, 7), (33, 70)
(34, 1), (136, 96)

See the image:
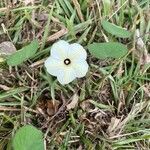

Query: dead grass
(0, 0), (150, 149)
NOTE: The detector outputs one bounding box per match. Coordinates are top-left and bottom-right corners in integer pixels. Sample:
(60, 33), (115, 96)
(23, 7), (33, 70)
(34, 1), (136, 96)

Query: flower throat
(64, 58), (71, 65)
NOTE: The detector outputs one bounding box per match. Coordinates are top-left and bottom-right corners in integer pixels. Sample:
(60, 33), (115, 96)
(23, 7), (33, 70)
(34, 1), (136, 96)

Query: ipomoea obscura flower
(44, 40), (89, 84)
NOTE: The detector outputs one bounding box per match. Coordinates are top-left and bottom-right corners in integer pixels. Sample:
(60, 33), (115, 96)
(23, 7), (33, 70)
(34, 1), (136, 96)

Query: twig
(72, 0), (84, 22)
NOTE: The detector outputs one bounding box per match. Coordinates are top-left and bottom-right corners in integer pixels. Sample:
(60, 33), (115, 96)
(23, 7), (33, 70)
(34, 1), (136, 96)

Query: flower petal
(51, 40), (69, 60)
(68, 43), (87, 61)
(73, 61), (89, 77)
(57, 67), (76, 85)
(44, 57), (63, 76)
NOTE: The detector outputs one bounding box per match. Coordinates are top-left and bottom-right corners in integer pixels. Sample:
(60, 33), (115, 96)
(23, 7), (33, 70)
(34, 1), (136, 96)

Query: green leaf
(13, 125), (44, 150)
(101, 20), (131, 38)
(7, 40), (39, 66)
(88, 42), (128, 59)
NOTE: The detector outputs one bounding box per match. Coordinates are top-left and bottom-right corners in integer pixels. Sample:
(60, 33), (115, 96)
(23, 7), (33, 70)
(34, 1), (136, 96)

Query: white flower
(44, 40), (89, 85)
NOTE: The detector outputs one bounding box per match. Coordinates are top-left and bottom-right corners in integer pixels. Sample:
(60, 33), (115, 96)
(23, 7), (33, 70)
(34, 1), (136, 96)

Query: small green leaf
(7, 40), (39, 66)
(13, 125), (44, 150)
(88, 42), (128, 59)
(101, 20), (131, 38)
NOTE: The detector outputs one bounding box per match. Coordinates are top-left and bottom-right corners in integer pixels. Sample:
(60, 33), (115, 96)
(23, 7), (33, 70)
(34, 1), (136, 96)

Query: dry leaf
(37, 99), (60, 117)
(47, 100), (60, 116)
(0, 84), (11, 91)
(35, 12), (48, 21)
(107, 117), (121, 137)
(0, 41), (16, 56)
(142, 84), (150, 97)
(116, 62), (124, 78)
(23, 0), (34, 5)
(67, 94), (79, 110)
(135, 29), (150, 65)
(80, 99), (95, 112)
(77, 145), (83, 150)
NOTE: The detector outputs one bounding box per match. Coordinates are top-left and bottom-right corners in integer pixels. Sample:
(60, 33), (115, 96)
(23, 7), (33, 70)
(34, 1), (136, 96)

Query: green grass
(0, 0), (150, 149)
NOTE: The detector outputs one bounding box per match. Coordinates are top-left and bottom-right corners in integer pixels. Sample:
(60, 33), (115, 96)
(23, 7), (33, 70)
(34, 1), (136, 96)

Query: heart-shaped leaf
(7, 40), (39, 66)
(13, 125), (44, 150)
(88, 42), (128, 59)
(101, 20), (131, 38)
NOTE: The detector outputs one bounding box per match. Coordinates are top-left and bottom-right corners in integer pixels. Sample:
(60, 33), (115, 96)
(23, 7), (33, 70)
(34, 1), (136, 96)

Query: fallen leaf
(142, 84), (150, 97)
(0, 41), (16, 56)
(107, 117), (121, 137)
(116, 62), (124, 78)
(37, 99), (60, 117)
(23, 0), (34, 5)
(135, 29), (150, 65)
(67, 94), (79, 110)
(0, 84), (11, 91)
(80, 99), (96, 112)
(77, 145), (83, 150)
(35, 12), (48, 21)
(47, 100), (60, 116)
